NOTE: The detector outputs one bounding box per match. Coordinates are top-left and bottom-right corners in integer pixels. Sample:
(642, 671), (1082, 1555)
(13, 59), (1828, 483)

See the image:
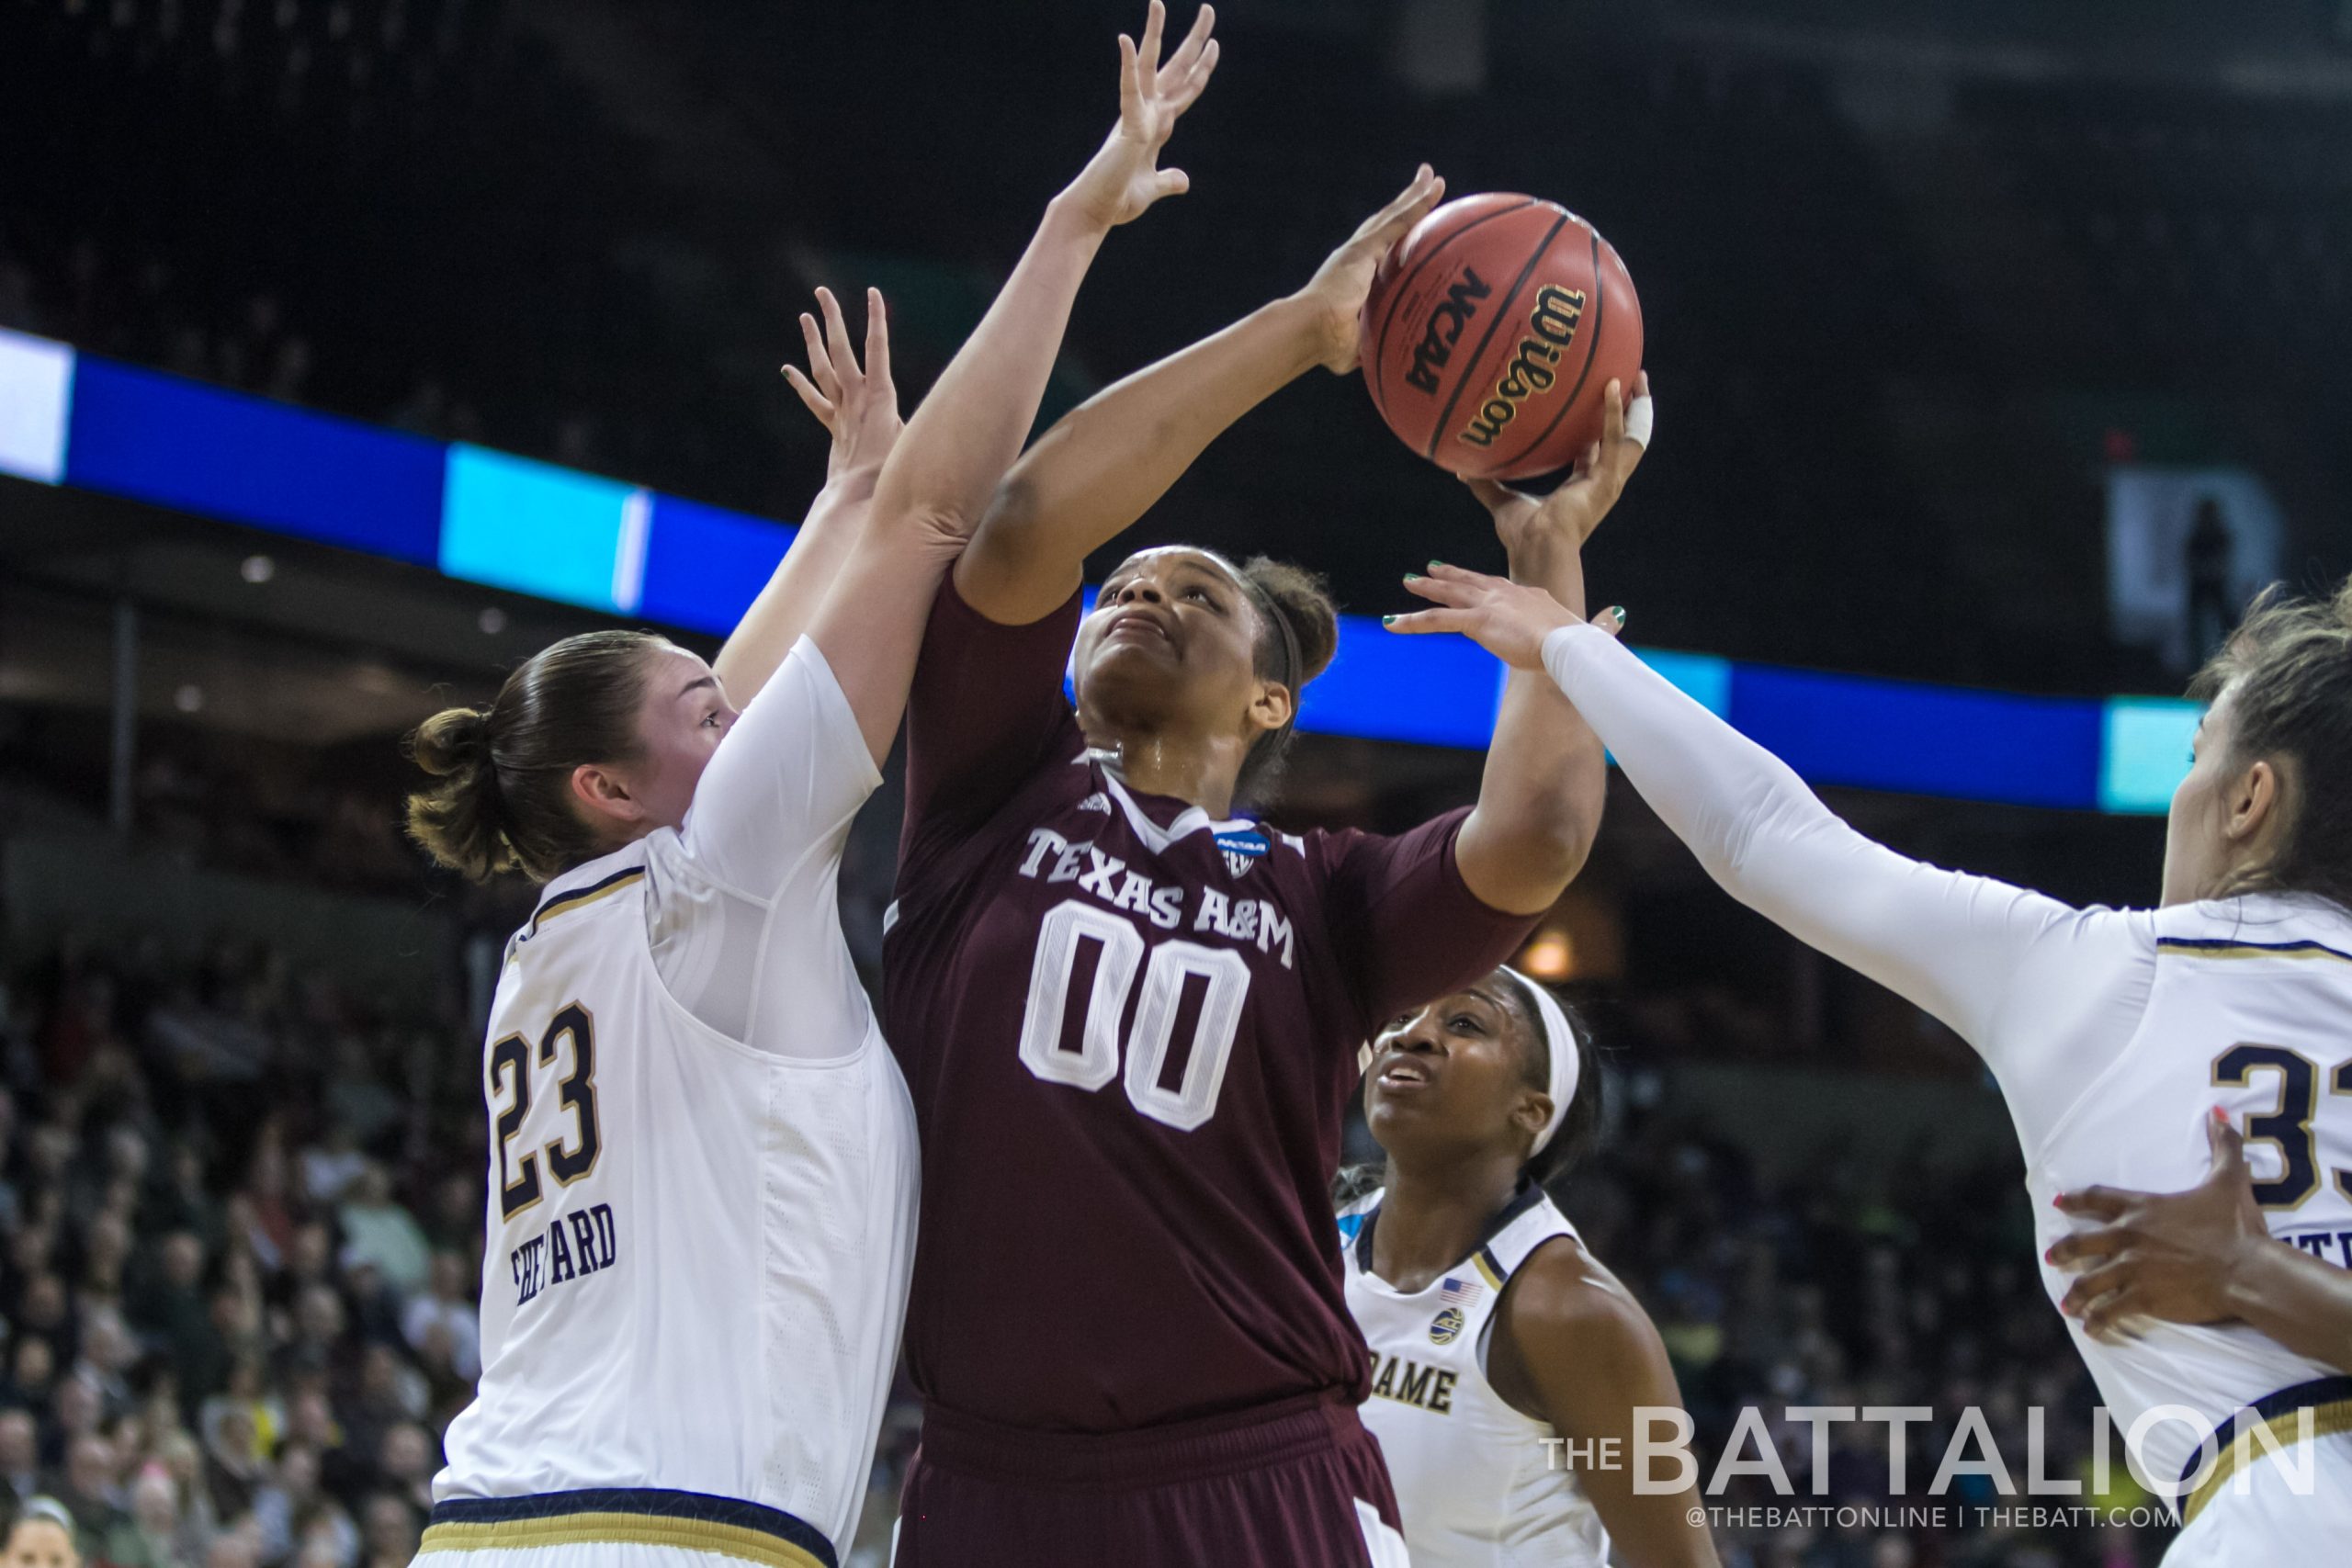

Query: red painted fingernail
(2211, 1105), (2228, 1124)
(2052, 1193), (2066, 1208)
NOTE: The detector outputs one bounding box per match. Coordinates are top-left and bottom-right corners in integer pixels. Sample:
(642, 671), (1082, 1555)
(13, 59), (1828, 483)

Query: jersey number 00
(1018, 897), (1251, 1131)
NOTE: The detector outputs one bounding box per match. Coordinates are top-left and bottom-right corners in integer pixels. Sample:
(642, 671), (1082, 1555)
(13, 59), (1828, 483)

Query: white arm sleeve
(646, 637), (883, 1058)
(1540, 624), (2154, 1146)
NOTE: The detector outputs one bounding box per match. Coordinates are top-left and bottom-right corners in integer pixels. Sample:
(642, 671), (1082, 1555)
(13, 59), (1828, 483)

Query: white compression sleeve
(1538, 623), (2152, 1145)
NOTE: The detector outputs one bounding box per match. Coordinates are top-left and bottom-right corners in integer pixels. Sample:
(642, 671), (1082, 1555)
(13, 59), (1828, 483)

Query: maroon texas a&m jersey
(881, 581), (1538, 1433)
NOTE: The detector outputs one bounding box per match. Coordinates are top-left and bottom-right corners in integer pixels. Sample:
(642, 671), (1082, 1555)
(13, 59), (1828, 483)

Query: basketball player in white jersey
(1338, 965), (1716, 1568)
(1387, 566), (2352, 1563)
(402, 285), (922, 1568)
(398, 18), (1216, 1555)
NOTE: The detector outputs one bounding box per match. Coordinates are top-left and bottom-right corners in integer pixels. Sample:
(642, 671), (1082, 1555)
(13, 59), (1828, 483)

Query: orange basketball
(1360, 194), (1642, 481)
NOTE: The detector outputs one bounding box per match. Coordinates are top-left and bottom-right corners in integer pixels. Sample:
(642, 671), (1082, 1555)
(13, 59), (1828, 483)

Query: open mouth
(1375, 1059), (1431, 1090)
(1103, 610), (1172, 644)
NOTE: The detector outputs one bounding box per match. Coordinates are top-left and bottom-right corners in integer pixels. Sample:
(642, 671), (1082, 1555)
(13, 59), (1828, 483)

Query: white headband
(1500, 966), (1579, 1156)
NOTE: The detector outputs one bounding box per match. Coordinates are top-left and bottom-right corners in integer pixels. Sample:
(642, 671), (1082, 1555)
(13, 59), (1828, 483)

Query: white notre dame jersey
(1540, 620), (2352, 1562)
(1339, 1185), (1609, 1568)
(429, 639), (920, 1568)
(2025, 899), (2352, 1558)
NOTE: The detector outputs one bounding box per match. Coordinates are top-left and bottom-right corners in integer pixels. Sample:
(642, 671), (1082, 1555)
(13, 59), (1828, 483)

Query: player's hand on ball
(1382, 563), (1620, 671)
(2047, 1109), (2267, 1343)
(783, 287), (900, 484)
(1465, 374), (1653, 558)
(1296, 165), (1447, 374)
(1062, 2), (1219, 232)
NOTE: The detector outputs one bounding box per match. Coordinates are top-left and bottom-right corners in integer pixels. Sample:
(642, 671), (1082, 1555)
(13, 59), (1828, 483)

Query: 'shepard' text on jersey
(511, 1202), (619, 1309)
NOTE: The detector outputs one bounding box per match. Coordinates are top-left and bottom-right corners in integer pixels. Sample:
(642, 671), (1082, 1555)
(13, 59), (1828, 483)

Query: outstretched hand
(2047, 1110), (2269, 1343)
(1061, 2), (1220, 232)
(1295, 165), (1447, 373)
(782, 287), (900, 484)
(1383, 562), (1623, 671)
(1465, 373), (1654, 559)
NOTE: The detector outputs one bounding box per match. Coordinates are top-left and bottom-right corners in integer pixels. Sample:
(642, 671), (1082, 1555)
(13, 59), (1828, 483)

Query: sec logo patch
(1430, 1307), (1464, 1346)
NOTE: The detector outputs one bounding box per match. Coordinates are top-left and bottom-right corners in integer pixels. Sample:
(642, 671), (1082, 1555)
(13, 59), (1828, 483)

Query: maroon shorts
(892, 1392), (1405, 1568)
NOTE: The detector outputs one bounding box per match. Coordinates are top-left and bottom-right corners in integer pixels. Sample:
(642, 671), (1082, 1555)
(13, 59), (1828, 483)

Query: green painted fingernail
(1382, 615), (1398, 626)
(1428, 559), (1444, 570)
(1608, 605), (1627, 625)
(1403, 572), (1422, 582)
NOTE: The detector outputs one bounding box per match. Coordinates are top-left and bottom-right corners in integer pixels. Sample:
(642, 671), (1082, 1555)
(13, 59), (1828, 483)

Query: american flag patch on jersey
(1440, 1276), (1478, 1306)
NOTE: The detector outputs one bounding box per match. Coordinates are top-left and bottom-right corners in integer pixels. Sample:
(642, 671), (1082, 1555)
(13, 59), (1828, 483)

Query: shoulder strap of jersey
(1481, 1185), (1577, 1282)
(507, 846), (651, 962)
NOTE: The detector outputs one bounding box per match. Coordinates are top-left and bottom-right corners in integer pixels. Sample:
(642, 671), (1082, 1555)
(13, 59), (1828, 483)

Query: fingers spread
(1167, 38), (1218, 115)
(1161, 4), (1215, 86)
(798, 311), (839, 400)
(2044, 1229), (2126, 1270)
(817, 288), (859, 383)
(780, 365), (833, 427)
(1139, 0), (1166, 71)
(1382, 607), (1470, 637)
(864, 288), (891, 385)
(1402, 572), (1476, 606)
(2052, 1187), (2131, 1222)
(1117, 34), (1142, 121)
(2060, 1258), (2135, 1318)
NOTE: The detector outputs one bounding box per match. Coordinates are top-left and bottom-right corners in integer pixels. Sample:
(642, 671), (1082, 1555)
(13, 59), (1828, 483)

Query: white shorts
(424, 1549), (764, 1568)
(2163, 1430), (2352, 1567)
(420, 1491), (836, 1568)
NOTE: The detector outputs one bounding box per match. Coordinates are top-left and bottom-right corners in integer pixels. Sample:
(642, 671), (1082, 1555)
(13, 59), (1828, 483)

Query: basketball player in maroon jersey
(875, 15), (1650, 1562)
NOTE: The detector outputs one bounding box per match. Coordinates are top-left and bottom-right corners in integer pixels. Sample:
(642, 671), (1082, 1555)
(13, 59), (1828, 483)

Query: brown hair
(404, 630), (666, 884)
(2190, 577), (2352, 912)
(1235, 556), (1339, 804)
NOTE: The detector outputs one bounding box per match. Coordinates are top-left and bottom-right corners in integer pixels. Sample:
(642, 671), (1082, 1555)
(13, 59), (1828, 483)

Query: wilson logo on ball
(1458, 285), (1586, 450)
(1403, 269), (1493, 395)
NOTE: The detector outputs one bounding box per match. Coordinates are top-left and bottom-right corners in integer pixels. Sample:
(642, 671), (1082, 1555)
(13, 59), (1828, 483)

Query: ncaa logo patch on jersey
(1430, 1306), (1465, 1346)
(1216, 829), (1270, 879)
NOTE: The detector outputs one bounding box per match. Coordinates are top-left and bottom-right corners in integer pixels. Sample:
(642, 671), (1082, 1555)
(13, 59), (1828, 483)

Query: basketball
(1360, 194), (1643, 481)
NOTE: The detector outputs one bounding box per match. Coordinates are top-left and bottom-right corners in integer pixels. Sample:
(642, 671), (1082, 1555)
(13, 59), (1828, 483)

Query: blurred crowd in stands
(0, 905), (2170, 1568)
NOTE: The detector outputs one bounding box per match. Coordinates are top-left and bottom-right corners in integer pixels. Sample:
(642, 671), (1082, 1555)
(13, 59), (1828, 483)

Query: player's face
(1364, 979), (1548, 1160)
(2162, 683), (2246, 906)
(4, 1521), (77, 1568)
(618, 643), (739, 833)
(1074, 548), (1284, 751)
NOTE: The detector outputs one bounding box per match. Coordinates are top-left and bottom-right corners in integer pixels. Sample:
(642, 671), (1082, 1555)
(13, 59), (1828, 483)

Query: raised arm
(710, 287), (901, 707)
(806, 0), (1219, 761)
(955, 166), (1447, 625)
(1384, 564), (2147, 1140)
(1447, 376), (1648, 913)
